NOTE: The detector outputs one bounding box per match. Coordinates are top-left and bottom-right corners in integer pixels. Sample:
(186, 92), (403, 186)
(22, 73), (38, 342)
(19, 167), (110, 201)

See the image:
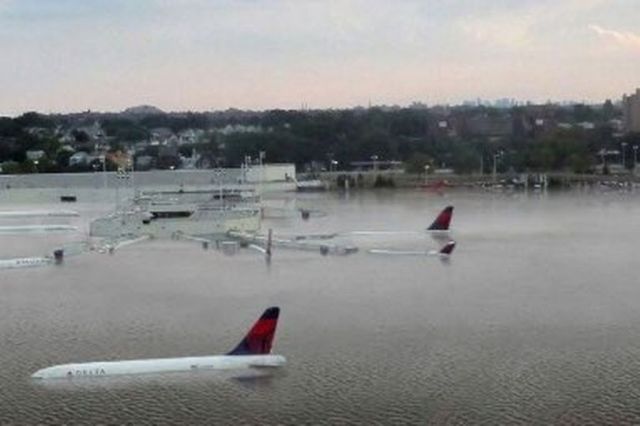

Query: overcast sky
(0, 0), (638, 115)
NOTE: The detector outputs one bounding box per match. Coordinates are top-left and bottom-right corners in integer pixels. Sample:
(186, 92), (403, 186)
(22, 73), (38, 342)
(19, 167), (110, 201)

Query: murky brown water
(2, 188), (640, 424)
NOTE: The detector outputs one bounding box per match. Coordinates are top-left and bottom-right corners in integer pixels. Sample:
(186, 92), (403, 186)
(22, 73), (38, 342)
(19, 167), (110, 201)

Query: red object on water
(421, 180), (448, 192)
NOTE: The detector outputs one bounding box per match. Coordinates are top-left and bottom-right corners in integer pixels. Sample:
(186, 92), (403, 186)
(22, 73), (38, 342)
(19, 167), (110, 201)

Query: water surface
(2, 189), (640, 424)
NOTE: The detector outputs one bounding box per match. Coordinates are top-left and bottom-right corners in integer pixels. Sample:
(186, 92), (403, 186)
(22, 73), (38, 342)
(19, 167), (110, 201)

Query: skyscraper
(622, 89), (640, 133)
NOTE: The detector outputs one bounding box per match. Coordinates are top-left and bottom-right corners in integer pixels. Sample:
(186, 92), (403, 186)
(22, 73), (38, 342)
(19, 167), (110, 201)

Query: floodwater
(2, 188), (640, 424)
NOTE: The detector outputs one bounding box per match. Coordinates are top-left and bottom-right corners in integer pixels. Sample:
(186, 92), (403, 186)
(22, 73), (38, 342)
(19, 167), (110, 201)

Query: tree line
(1, 103), (638, 174)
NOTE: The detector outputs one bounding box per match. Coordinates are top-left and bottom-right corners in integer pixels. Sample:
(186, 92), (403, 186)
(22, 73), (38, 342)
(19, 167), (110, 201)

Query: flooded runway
(2, 189), (640, 424)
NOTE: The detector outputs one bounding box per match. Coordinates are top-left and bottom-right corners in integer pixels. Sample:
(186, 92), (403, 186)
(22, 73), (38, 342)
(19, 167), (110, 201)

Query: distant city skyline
(1, 0), (639, 116)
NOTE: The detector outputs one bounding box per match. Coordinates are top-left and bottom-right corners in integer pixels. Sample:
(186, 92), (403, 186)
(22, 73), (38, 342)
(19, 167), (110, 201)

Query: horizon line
(0, 97), (626, 118)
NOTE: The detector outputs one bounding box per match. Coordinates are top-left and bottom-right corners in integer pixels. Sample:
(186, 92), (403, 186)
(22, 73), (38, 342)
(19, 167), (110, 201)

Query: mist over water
(2, 189), (640, 424)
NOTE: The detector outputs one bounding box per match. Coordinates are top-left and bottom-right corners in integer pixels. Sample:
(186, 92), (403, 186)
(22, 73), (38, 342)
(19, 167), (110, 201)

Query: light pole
(330, 160), (338, 172)
(492, 151), (503, 182)
(128, 155), (135, 197)
(101, 153), (107, 190)
(370, 155), (379, 171)
(242, 155), (251, 184)
(634, 145), (638, 171)
(259, 151), (266, 196)
(621, 142), (628, 169)
(214, 168), (224, 206)
(115, 166), (130, 213)
(327, 152), (334, 172)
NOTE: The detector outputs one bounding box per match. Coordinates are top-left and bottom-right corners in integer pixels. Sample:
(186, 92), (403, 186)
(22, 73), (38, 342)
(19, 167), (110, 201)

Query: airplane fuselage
(0, 225), (77, 234)
(0, 210), (79, 218)
(32, 354), (287, 379)
(0, 257), (52, 269)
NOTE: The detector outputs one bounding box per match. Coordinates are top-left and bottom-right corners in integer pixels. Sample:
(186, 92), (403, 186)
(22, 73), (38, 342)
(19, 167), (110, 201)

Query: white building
(26, 150), (45, 161)
(69, 152), (91, 166)
(178, 129), (205, 145)
(217, 124), (264, 135)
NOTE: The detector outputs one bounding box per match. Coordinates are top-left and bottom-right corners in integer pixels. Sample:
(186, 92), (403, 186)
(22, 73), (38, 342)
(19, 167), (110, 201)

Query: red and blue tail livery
(427, 206), (453, 231)
(228, 307), (280, 355)
(439, 240), (456, 255)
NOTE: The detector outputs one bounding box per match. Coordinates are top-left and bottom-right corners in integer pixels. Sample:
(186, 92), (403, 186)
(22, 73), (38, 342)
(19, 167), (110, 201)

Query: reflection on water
(2, 189), (640, 423)
(32, 368), (282, 392)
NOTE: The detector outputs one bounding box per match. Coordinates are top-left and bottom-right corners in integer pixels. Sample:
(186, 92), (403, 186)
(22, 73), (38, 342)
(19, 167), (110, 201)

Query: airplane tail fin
(439, 240), (456, 255)
(427, 206), (453, 231)
(228, 307), (280, 355)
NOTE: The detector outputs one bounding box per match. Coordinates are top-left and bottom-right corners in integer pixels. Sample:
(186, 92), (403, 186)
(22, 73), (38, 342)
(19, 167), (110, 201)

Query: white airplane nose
(31, 366), (55, 379)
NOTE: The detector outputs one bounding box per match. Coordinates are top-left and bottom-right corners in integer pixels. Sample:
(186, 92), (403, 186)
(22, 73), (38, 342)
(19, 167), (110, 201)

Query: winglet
(439, 240), (456, 255)
(427, 206), (453, 231)
(228, 307), (280, 355)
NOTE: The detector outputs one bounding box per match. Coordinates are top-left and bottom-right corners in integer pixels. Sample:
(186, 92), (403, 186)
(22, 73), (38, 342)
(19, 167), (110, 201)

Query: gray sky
(0, 0), (638, 115)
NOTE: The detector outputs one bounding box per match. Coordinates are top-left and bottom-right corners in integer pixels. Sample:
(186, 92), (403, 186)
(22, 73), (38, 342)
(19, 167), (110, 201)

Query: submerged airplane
(426, 205), (453, 233)
(368, 240), (456, 257)
(0, 210), (79, 218)
(349, 205), (454, 236)
(0, 224), (77, 234)
(0, 247), (68, 270)
(32, 307), (285, 380)
(95, 206), (455, 261)
(0, 256), (53, 269)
